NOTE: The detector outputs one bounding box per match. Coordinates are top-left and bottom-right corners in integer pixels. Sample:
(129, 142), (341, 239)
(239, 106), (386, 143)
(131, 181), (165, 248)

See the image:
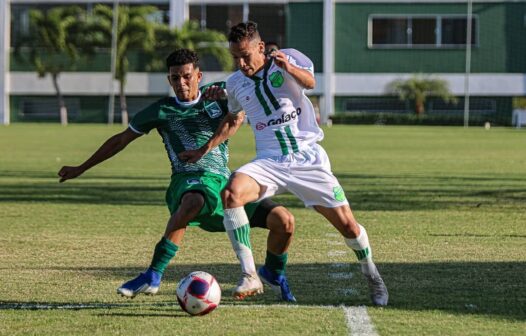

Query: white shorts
(235, 143), (349, 208)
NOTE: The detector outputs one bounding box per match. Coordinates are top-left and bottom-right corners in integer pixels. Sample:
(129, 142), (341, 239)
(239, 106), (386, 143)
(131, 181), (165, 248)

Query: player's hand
(178, 148), (207, 164)
(270, 50), (291, 72)
(203, 85), (227, 100)
(57, 166), (84, 183)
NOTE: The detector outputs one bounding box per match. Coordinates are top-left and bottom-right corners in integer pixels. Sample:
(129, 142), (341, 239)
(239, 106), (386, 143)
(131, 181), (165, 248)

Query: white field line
(326, 231), (378, 336)
(325, 233), (340, 238)
(344, 306), (379, 336)
(220, 304), (341, 309)
(338, 288), (360, 296)
(330, 262), (350, 268)
(328, 250), (347, 257)
(328, 240), (345, 246)
(329, 272), (353, 279)
(0, 303), (126, 310)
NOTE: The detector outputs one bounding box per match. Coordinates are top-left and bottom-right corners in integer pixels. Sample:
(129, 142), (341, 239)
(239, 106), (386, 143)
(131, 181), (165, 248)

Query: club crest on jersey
(333, 186), (346, 202)
(204, 102), (222, 118)
(269, 71), (284, 88)
(186, 178), (202, 185)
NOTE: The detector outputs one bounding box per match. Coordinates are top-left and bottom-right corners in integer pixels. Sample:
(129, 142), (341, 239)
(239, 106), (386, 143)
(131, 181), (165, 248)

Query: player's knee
(269, 207), (295, 234)
(281, 211), (295, 235)
(339, 218), (360, 238)
(180, 192), (205, 212)
(221, 186), (243, 208)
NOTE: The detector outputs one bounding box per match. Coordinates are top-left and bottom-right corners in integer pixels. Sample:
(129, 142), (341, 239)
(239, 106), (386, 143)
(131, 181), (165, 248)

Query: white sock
(224, 207), (256, 275)
(344, 224), (378, 276)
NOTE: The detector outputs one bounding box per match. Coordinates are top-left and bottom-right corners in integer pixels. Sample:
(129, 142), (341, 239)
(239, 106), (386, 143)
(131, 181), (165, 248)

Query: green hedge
(330, 112), (509, 126)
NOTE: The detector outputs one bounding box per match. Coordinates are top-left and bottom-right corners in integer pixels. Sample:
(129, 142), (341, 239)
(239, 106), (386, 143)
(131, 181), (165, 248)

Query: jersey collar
(249, 59), (273, 82)
(174, 91), (202, 107)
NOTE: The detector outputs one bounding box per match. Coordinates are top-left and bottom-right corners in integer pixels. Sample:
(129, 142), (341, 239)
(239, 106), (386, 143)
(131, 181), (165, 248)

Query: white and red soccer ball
(176, 271), (221, 316)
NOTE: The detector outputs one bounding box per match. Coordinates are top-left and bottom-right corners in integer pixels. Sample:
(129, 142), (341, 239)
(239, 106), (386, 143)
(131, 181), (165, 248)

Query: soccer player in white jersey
(180, 22), (388, 306)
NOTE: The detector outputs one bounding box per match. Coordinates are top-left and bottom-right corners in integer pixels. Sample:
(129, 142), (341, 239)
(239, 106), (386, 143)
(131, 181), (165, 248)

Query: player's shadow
(0, 170), (167, 206)
(334, 173), (526, 211)
(0, 300), (190, 318)
(9, 261), (523, 321)
(2, 170), (525, 211)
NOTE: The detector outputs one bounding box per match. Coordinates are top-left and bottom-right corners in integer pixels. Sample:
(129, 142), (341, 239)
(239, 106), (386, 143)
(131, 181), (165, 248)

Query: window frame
(368, 14), (479, 49)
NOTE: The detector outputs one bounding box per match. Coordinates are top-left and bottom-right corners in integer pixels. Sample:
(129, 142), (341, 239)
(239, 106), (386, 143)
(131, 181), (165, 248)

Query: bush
(330, 112), (506, 126)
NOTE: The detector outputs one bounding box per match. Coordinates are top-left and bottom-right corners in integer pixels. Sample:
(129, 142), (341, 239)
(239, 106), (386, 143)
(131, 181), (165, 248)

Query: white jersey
(226, 48), (324, 159)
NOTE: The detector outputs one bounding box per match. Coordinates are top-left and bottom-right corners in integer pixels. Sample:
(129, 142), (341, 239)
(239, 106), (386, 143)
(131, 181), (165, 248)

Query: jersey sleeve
(200, 80), (226, 93)
(225, 76), (243, 114)
(128, 99), (164, 134)
(283, 48), (314, 74)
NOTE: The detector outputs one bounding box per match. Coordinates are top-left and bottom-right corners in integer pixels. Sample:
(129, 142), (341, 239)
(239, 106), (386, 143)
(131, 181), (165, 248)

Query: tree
(91, 4), (157, 125)
(14, 6), (86, 125)
(147, 20), (232, 72)
(388, 75), (457, 115)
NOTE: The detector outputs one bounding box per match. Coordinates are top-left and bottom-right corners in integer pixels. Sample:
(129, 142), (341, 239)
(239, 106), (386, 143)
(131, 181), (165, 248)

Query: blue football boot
(117, 268), (161, 298)
(258, 266), (297, 302)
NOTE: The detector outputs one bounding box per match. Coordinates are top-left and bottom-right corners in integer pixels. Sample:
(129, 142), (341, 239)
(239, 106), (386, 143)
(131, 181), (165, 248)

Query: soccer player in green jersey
(58, 48), (295, 301)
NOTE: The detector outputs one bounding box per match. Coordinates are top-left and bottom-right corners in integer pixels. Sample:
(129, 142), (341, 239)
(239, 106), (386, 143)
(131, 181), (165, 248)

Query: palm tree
(14, 6), (86, 125)
(388, 75), (457, 115)
(91, 4), (157, 125)
(147, 20), (233, 72)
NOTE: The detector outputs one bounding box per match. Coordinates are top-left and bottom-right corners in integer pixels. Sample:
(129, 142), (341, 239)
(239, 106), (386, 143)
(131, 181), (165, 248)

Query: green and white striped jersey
(226, 48), (324, 158)
(129, 82), (230, 178)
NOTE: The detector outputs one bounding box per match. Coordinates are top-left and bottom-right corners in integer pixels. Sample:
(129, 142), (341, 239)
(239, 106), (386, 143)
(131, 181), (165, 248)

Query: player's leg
(222, 172), (265, 299)
(314, 204), (388, 306)
(287, 144), (388, 305)
(117, 192), (204, 298)
(249, 199), (297, 302)
(264, 205), (294, 256)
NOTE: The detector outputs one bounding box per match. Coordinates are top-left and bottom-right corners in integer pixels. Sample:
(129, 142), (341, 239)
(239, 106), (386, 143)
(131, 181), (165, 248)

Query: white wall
(8, 72), (526, 96)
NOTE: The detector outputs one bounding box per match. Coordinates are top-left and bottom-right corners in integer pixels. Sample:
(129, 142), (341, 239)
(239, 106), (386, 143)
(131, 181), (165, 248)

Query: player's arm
(58, 128), (141, 182)
(178, 111), (245, 164)
(270, 50), (315, 90)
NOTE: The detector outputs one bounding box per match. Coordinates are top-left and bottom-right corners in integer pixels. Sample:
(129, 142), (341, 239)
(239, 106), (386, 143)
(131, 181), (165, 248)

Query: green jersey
(129, 82), (230, 179)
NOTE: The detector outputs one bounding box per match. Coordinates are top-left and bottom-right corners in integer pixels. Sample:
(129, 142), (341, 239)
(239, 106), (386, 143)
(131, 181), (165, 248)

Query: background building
(1, 0), (525, 125)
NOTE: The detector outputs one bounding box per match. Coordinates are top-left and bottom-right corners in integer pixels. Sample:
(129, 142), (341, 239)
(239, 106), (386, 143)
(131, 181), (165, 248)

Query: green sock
(149, 237), (178, 275)
(265, 251), (288, 275)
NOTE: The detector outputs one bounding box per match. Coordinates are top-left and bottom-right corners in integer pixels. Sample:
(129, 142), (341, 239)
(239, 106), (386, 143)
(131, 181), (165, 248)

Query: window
(372, 18), (408, 45)
(189, 3), (285, 46)
(441, 18), (477, 45)
(412, 18), (436, 45)
(370, 15), (477, 48)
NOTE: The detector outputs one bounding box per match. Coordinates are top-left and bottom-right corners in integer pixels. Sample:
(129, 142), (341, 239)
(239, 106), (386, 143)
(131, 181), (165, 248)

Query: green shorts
(165, 172), (259, 232)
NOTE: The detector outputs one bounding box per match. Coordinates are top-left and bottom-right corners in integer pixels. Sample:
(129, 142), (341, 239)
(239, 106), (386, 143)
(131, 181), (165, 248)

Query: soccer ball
(176, 271), (221, 316)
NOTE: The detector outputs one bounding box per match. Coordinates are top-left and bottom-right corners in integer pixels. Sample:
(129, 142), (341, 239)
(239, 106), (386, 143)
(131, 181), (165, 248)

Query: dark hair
(166, 48), (199, 71)
(265, 41), (279, 49)
(228, 21), (261, 43)
(265, 41), (280, 55)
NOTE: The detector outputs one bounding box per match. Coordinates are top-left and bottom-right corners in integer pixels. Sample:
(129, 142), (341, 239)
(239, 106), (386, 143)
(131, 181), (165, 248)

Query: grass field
(1, 124), (525, 335)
